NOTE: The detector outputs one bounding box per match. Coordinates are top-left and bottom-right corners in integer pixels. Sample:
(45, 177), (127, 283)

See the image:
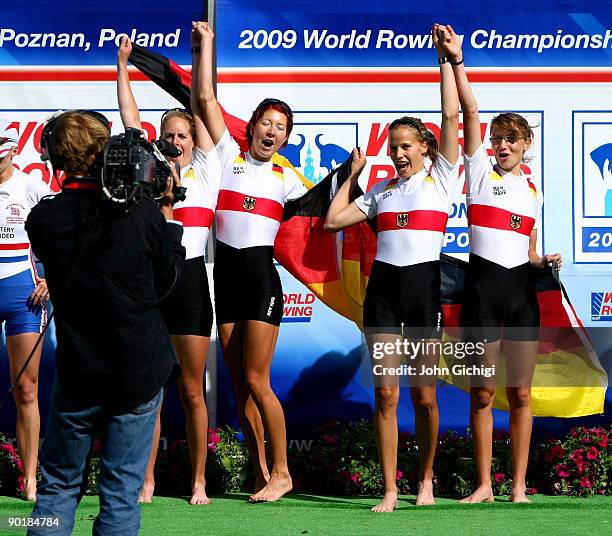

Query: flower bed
(0, 425), (609, 498)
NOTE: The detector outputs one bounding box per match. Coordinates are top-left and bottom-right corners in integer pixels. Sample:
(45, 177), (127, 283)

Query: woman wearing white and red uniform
(0, 119), (51, 501)
(117, 36), (221, 505)
(196, 22), (308, 502)
(438, 25), (562, 503)
(325, 25), (461, 512)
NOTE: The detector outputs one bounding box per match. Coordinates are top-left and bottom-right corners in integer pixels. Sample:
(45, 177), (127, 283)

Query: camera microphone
(153, 140), (182, 158)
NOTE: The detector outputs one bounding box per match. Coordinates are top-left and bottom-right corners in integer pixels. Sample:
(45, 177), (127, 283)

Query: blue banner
(215, 0), (612, 67)
(0, 0), (202, 65)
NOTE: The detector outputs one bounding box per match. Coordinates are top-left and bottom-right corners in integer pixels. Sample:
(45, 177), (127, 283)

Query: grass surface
(0, 494), (610, 535)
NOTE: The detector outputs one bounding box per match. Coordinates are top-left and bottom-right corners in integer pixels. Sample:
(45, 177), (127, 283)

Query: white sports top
(173, 147), (221, 260)
(464, 145), (542, 269)
(215, 130), (308, 249)
(0, 168), (52, 280)
(355, 154), (460, 267)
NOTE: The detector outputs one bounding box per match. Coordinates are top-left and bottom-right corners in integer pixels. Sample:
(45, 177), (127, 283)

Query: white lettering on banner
(303, 29), (371, 49)
(98, 28), (180, 47)
(471, 28), (612, 53)
(0, 29), (89, 50)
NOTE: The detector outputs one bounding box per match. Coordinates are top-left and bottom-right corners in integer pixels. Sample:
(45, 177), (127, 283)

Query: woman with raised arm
(0, 120), (51, 501)
(194, 21), (310, 502)
(437, 25), (562, 504)
(324, 24), (461, 512)
(116, 35), (220, 505)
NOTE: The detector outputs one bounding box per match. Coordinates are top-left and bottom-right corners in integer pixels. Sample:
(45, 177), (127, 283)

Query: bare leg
(410, 386), (438, 506)
(504, 340), (537, 503)
(460, 340), (499, 504)
(138, 404), (162, 503)
(7, 333), (42, 501)
(368, 333), (401, 512)
(219, 323), (269, 493)
(173, 334), (210, 505)
(372, 386), (400, 512)
(410, 341), (440, 506)
(243, 321), (292, 502)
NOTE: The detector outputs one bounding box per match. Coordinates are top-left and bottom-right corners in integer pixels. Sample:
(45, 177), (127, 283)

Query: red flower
(599, 435), (608, 449)
(579, 477), (592, 489)
(494, 473), (505, 484)
(526, 488), (537, 495)
(323, 434), (337, 445)
(570, 449), (584, 463)
(555, 464), (570, 478)
(586, 447), (599, 460)
(351, 473), (361, 484)
(396, 470), (403, 481)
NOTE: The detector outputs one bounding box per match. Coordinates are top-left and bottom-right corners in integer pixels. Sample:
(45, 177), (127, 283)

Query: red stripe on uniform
(377, 210), (448, 232)
(0, 243), (29, 250)
(173, 207), (214, 228)
(216, 190), (284, 222)
(468, 204), (535, 236)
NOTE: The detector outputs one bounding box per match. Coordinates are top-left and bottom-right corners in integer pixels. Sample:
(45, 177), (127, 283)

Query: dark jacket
(26, 178), (185, 410)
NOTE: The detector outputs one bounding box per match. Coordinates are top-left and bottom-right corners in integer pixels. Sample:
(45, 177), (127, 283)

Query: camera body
(102, 128), (186, 205)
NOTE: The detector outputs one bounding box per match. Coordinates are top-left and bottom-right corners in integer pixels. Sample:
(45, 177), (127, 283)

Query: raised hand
(438, 24), (463, 63)
(117, 36), (132, 66)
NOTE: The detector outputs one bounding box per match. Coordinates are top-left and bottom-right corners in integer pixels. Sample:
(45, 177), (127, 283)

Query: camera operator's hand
(159, 165), (182, 220)
(117, 37), (133, 67)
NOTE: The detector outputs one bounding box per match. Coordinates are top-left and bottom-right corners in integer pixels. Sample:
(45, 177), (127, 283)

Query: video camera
(102, 127), (187, 205)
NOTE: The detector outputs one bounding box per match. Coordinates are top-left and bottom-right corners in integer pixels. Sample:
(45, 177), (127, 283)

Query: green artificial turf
(0, 494), (610, 535)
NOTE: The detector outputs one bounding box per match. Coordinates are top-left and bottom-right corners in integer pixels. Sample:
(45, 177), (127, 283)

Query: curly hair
(51, 111), (110, 175)
(388, 116), (439, 162)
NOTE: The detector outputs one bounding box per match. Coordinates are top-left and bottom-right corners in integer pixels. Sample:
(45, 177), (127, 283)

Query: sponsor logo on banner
(282, 292), (316, 323)
(591, 292), (612, 321)
(279, 124), (356, 185)
(573, 112), (612, 263)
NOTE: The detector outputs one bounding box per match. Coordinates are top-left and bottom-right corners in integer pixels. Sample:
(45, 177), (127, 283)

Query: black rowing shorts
(213, 241), (283, 326)
(363, 260), (443, 339)
(461, 253), (539, 342)
(160, 256), (213, 337)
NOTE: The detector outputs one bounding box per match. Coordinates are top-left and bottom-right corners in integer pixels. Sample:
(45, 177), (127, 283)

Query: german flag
(129, 44), (606, 417)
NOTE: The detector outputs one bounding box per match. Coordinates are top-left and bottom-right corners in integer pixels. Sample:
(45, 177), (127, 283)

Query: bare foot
(23, 478), (37, 502)
(138, 480), (155, 504)
(248, 474), (292, 503)
(253, 473), (270, 495)
(459, 484), (494, 504)
(415, 480), (435, 506)
(189, 480), (210, 505)
(371, 491), (398, 512)
(509, 487), (531, 503)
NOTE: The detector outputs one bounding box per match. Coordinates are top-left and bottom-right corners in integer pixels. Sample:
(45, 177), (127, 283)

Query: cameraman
(26, 110), (185, 536)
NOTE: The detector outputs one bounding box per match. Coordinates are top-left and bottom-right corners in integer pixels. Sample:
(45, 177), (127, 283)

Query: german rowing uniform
(0, 168), (51, 335)
(172, 147), (220, 260)
(355, 155), (460, 336)
(465, 145), (542, 269)
(160, 148), (220, 337)
(462, 145), (543, 342)
(213, 130), (308, 326)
